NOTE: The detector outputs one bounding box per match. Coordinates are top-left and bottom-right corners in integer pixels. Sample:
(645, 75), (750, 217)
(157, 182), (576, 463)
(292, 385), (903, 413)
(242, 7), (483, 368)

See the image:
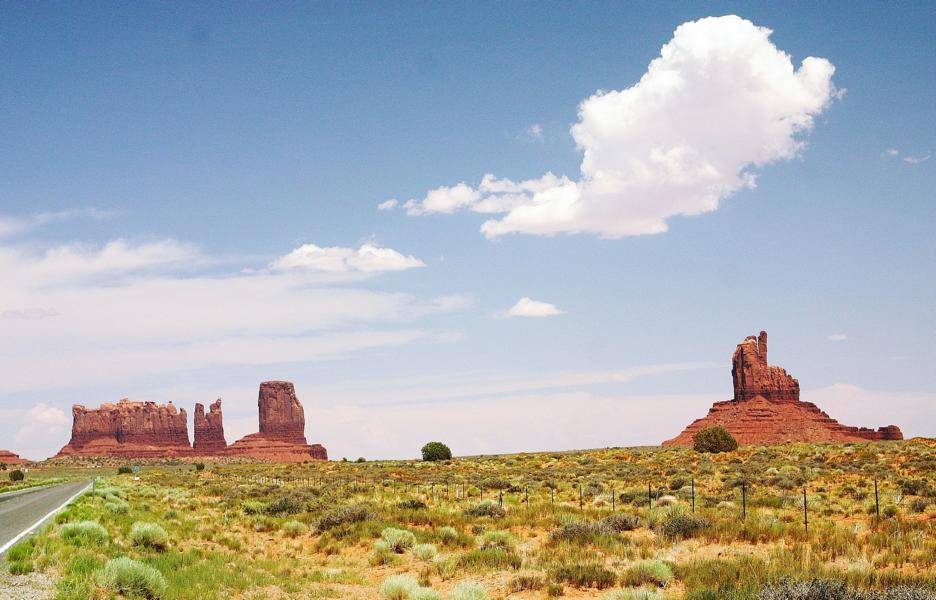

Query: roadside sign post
(133, 465), (140, 482)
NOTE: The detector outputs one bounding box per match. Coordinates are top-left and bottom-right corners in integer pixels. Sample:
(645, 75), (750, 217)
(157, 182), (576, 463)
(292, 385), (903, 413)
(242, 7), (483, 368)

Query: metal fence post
(742, 482), (747, 521)
(874, 479), (880, 518)
(803, 486), (808, 533)
(691, 478), (695, 513)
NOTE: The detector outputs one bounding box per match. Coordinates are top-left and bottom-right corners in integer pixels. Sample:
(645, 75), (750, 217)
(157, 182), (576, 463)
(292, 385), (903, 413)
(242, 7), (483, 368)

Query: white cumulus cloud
(401, 15), (838, 238)
(270, 243), (425, 273)
(377, 199), (399, 210)
(508, 297), (564, 317)
(827, 333), (848, 342)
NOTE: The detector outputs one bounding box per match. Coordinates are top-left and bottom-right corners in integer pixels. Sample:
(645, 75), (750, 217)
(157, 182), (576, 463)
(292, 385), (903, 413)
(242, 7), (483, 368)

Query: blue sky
(1, 2), (933, 460)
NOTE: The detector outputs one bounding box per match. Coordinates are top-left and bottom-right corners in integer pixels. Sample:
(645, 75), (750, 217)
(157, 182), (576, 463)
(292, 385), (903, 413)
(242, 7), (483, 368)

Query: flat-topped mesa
(55, 399), (192, 458)
(223, 381), (328, 462)
(663, 330), (903, 446)
(193, 399), (227, 454)
(0, 449), (28, 464)
(731, 331), (800, 402)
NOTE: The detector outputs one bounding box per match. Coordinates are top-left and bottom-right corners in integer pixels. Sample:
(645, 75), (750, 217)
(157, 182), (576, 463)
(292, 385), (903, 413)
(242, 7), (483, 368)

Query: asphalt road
(0, 481), (90, 556)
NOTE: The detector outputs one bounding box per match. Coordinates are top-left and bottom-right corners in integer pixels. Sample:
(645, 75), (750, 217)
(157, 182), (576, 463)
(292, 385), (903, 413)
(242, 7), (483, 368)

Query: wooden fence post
(803, 486), (808, 533)
(874, 479), (880, 518)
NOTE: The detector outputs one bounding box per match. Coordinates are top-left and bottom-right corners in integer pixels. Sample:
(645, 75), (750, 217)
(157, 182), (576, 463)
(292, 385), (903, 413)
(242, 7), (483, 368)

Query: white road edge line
(0, 482), (91, 556)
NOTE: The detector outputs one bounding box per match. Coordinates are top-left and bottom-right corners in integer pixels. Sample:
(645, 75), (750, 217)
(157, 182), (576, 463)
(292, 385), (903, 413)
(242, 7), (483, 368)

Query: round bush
(97, 557), (166, 599)
(129, 522), (169, 551)
(60, 521), (109, 546)
(620, 559), (674, 587)
(421, 441), (452, 462)
(381, 527), (416, 552)
(282, 520), (309, 538)
(414, 543), (438, 561)
(9, 469), (24, 482)
(448, 581), (490, 600)
(693, 426), (739, 453)
(379, 574), (419, 600)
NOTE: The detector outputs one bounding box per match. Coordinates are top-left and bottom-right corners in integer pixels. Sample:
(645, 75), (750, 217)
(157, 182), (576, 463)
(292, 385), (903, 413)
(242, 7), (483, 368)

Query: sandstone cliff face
(663, 331), (903, 446)
(224, 381), (328, 462)
(0, 449), (27, 465)
(193, 399), (226, 454)
(56, 399), (192, 457)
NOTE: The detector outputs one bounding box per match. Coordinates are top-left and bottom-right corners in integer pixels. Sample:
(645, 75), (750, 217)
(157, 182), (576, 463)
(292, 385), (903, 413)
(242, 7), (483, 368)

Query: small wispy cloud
(508, 297), (564, 318)
(377, 199), (399, 211)
(883, 148), (930, 164)
(521, 123), (544, 142)
(0, 206), (113, 238)
(827, 333), (848, 342)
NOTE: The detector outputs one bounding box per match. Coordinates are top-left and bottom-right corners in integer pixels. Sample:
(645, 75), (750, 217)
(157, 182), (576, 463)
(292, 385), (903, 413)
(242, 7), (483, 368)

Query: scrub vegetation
(3, 439), (935, 599)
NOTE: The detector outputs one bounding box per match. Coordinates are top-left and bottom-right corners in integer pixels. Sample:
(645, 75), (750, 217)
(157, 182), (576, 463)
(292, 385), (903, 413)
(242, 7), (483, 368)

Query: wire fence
(197, 470), (916, 531)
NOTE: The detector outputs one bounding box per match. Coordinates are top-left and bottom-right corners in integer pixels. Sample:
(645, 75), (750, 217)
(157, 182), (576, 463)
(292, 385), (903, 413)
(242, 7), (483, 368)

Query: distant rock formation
(663, 331), (903, 446)
(0, 449), (27, 465)
(55, 400), (193, 458)
(193, 399), (226, 454)
(224, 381), (328, 462)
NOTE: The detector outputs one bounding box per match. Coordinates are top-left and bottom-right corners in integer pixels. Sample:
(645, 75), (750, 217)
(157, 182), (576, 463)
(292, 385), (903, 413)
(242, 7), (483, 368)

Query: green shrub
(381, 527), (417, 552)
(438, 526), (461, 545)
(397, 498), (428, 510)
(379, 574), (419, 600)
(693, 426), (738, 453)
(97, 557), (167, 599)
(282, 520), (309, 538)
(9, 469), (24, 482)
(129, 522), (169, 551)
(620, 560), (674, 587)
(195, 463), (205, 471)
(509, 574), (545, 592)
(447, 581), (489, 600)
(421, 441), (452, 462)
(264, 495), (304, 517)
(479, 530), (516, 551)
(550, 520), (611, 544)
(316, 503), (376, 532)
(602, 513), (639, 532)
(414, 543), (438, 561)
(242, 500), (267, 515)
(106, 500), (130, 514)
(464, 500), (505, 518)
(117, 466), (133, 475)
(656, 506), (710, 539)
(550, 563), (616, 589)
(60, 521), (109, 545)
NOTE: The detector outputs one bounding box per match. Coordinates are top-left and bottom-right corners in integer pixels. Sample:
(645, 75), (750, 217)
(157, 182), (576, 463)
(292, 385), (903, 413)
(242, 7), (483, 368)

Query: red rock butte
(663, 331), (904, 446)
(56, 399), (192, 458)
(223, 381), (328, 462)
(193, 399), (227, 454)
(0, 449), (28, 465)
